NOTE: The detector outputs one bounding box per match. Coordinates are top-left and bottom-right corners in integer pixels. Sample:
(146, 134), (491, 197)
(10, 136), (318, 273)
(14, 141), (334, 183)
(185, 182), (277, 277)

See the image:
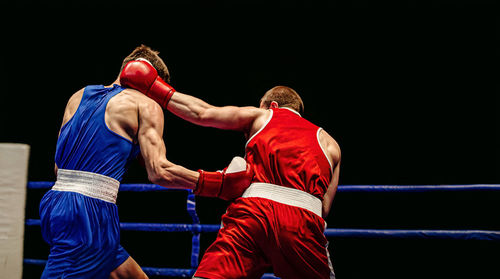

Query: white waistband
(241, 182), (323, 218)
(51, 169), (120, 204)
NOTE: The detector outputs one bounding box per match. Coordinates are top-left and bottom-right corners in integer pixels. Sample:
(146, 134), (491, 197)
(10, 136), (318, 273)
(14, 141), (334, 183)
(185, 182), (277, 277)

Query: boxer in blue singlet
(39, 45), (254, 279)
(40, 84), (143, 278)
(40, 45), (189, 279)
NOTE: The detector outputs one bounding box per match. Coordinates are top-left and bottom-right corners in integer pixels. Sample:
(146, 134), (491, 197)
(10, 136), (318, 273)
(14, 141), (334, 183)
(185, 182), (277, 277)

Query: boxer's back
(245, 107), (333, 200)
(55, 84), (140, 181)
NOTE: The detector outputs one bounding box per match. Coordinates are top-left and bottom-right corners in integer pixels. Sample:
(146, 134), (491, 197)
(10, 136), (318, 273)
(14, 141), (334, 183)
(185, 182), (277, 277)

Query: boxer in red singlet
(120, 66), (340, 279)
(184, 87), (340, 279)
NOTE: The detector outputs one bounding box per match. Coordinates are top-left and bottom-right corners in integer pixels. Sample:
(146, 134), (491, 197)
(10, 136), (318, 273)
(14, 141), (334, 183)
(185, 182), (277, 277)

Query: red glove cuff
(195, 169), (223, 198)
(149, 76), (176, 108)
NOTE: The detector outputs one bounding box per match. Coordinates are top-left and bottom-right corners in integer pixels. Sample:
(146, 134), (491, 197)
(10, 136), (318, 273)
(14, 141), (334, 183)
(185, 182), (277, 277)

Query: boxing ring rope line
(338, 184), (500, 192)
(27, 181), (500, 192)
(23, 258), (201, 278)
(24, 219), (500, 241)
(24, 182), (500, 278)
(22, 258), (278, 279)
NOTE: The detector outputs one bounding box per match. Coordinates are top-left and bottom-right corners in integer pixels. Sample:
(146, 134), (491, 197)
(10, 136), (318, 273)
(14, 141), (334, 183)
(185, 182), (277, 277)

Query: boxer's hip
(224, 182), (326, 241)
(39, 189), (123, 278)
(241, 182), (323, 218)
(39, 169), (121, 247)
(51, 168), (120, 204)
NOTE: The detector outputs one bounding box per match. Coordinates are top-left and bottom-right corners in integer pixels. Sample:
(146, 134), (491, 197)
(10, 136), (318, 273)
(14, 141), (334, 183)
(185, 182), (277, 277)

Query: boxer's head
(260, 86), (304, 114)
(121, 45), (171, 83)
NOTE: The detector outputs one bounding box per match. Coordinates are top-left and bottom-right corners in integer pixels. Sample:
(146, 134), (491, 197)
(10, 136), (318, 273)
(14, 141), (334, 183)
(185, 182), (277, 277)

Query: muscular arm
(167, 91), (264, 132)
(119, 60), (264, 132)
(138, 99), (199, 189)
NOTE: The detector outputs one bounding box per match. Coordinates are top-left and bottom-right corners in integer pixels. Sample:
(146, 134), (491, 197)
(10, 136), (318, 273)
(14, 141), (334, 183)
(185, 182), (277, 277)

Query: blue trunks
(39, 170), (129, 278)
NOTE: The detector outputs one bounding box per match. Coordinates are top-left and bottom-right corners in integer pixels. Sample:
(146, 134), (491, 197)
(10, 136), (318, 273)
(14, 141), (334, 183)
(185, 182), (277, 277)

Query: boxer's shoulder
(318, 129), (341, 164)
(67, 87), (85, 106)
(61, 88), (85, 124)
(110, 87), (160, 111)
(247, 108), (272, 138)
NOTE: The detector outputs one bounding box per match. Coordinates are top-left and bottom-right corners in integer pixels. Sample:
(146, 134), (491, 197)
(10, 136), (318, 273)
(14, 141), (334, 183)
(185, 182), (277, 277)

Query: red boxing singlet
(245, 107), (333, 200)
(194, 108), (336, 279)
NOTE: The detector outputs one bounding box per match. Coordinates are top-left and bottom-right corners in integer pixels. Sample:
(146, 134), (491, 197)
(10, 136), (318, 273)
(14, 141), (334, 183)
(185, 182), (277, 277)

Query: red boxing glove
(195, 157), (254, 201)
(120, 59), (175, 108)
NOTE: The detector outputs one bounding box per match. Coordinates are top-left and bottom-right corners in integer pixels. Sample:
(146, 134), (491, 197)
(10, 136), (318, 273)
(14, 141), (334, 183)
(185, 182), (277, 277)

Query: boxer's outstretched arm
(118, 61), (265, 132)
(167, 91), (264, 132)
(138, 98), (199, 189)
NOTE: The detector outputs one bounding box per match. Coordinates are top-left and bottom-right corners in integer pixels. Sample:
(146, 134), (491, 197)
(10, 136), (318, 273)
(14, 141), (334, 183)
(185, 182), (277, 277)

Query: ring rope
(27, 182), (500, 192)
(339, 184), (500, 192)
(25, 220), (500, 241)
(23, 258), (279, 278)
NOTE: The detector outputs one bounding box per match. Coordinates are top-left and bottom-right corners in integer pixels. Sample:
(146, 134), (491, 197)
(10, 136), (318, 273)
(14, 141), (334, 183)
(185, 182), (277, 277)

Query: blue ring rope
(27, 182), (500, 192)
(23, 258), (196, 277)
(24, 182), (500, 278)
(23, 258), (279, 278)
(25, 219), (500, 241)
(338, 184), (500, 192)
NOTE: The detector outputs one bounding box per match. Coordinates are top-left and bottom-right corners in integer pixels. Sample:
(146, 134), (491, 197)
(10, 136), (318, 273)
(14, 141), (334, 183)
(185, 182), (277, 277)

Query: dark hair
(121, 44), (171, 83)
(261, 86), (304, 114)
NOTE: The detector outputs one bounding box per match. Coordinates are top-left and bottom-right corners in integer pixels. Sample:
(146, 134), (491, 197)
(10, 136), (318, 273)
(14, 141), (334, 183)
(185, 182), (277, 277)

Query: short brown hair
(261, 86), (304, 114)
(121, 44), (171, 83)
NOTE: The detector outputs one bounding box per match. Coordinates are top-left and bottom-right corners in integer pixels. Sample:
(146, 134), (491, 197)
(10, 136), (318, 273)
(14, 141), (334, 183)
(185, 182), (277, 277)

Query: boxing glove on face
(120, 59), (175, 108)
(195, 157), (254, 201)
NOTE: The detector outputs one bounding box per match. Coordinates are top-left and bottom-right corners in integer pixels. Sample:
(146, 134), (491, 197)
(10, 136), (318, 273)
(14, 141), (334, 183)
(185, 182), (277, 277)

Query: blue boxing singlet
(55, 84), (140, 181)
(39, 84), (139, 279)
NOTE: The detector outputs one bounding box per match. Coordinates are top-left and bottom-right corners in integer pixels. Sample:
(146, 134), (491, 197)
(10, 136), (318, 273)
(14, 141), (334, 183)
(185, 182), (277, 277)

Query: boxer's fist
(195, 157), (253, 201)
(120, 59), (175, 108)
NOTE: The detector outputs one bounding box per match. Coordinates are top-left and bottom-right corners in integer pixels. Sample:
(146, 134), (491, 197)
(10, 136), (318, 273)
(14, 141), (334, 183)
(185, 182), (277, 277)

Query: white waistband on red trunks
(241, 182), (323, 218)
(51, 169), (120, 204)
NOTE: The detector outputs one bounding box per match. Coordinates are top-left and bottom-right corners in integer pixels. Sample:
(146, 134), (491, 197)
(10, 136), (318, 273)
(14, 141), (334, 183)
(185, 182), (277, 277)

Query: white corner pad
(0, 143), (30, 279)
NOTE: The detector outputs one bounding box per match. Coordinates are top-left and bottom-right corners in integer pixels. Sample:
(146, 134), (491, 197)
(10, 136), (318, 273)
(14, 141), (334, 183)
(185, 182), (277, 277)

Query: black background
(1, 3), (498, 279)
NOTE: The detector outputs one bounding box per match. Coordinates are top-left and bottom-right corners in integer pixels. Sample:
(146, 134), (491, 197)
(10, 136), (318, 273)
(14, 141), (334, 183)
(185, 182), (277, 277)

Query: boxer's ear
(270, 101), (279, 109)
